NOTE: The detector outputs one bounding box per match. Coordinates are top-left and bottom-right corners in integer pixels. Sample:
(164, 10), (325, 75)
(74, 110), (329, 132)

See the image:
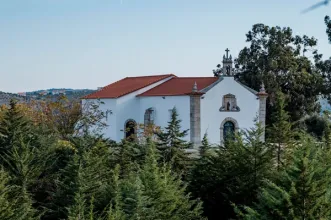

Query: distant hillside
(0, 89), (96, 105)
(0, 91), (25, 105)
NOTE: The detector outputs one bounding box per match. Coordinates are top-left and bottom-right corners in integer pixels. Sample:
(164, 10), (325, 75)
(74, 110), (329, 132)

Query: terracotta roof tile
(137, 77), (219, 96)
(84, 74), (175, 99)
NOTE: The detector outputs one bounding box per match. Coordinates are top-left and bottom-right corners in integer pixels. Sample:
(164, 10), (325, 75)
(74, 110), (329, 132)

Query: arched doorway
(223, 121), (235, 141)
(125, 119), (136, 141)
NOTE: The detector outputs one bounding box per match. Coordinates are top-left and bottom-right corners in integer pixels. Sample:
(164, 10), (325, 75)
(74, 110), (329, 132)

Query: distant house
(17, 92), (26, 97)
(82, 50), (267, 147)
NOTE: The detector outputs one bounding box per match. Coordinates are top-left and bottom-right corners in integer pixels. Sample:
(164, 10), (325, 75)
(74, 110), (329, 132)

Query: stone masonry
(257, 83), (268, 142)
(190, 82), (203, 148)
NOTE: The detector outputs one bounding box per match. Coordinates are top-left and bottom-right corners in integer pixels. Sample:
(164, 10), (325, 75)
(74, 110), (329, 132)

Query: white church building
(82, 50), (267, 146)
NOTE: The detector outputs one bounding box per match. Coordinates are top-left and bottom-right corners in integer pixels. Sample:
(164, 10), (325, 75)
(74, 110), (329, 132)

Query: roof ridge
(176, 77), (216, 79)
(83, 77), (127, 99)
(137, 77), (176, 97)
(137, 77), (218, 97)
(126, 73), (176, 78)
(117, 75), (174, 97)
(83, 74), (176, 99)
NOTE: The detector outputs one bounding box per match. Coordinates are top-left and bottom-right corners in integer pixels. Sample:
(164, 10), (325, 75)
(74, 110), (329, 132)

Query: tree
(238, 137), (331, 219)
(111, 140), (146, 178)
(155, 107), (191, 175)
(325, 16), (331, 43)
(50, 138), (112, 220)
(64, 141), (205, 220)
(138, 141), (205, 220)
(267, 91), (294, 169)
(18, 95), (111, 140)
(233, 24), (325, 125)
(199, 133), (211, 157)
(0, 168), (16, 220)
(2, 142), (44, 219)
(0, 99), (34, 158)
(189, 121), (274, 220)
(300, 114), (330, 140)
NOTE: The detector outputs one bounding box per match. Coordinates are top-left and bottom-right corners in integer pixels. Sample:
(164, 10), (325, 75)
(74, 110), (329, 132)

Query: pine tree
(0, 167), (40, 220)
(199, 133), (211, 157)
(119, 173), (150, 220)
(1, 141), (44, 219)
(111, 140), (143, 178)
(67, 189), (88, 220)
(0, 99), (34, 160)
(104, 165), (125, 220)
(238, 136), (331, 219)
(0, 168), (16, 220)
(139, 141), (205, 220)
(267, 91), (295, 170)
(155, 107), (191, 174)
(51, 139), (112, 220)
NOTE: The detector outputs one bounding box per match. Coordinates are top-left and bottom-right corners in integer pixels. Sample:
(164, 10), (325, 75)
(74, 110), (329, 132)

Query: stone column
(257, 83), (268, 142)
(188, 82), (204, 149)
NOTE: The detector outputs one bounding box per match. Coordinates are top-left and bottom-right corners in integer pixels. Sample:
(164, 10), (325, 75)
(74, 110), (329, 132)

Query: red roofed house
(82, 50), (267, 146)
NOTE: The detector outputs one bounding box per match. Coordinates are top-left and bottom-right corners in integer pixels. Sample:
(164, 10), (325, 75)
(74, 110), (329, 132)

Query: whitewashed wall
(201, 77), (259, 145)
(114, 76), (173, 141)
(82, 75), (174, 142)
(80, 99), (117, 139)
(83, 76), (260, 144)
(138, 96), (190, 141)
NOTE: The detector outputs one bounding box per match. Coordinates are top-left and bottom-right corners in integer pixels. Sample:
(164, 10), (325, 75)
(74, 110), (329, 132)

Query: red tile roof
(137, 77), (219, 96)
(84, 74), (175, 99)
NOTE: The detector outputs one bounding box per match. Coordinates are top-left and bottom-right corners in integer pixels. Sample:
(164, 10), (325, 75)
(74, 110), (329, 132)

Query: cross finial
(225, 48), (230, 58)
(260, 82), (265, 92)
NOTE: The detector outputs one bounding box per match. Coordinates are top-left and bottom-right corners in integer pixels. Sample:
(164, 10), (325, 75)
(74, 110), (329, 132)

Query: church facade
(82, 50), (267, 146)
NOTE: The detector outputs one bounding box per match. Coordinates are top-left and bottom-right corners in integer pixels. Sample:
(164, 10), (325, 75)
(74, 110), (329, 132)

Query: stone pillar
(188, 82), (204, 149)
(257, 83), (268, 142)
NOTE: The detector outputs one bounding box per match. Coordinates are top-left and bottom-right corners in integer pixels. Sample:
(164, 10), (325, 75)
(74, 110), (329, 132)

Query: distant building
(39, 91), (48, 96)
(82, 49), (267, 147)
(17, 92), (26, 97)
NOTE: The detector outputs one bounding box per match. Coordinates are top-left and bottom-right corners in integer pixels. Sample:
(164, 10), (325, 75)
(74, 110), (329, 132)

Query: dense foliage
(326, 15), (331, 44)
(0, 100), (205, 220)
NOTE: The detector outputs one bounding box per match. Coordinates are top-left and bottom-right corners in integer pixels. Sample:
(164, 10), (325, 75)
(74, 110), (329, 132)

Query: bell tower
(222, 48), (234, 76)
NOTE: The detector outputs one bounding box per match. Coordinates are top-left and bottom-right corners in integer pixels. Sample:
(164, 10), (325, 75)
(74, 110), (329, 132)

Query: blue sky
(1, 0), (330, 93)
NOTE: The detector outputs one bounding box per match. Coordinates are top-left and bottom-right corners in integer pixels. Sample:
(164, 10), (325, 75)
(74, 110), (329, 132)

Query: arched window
(125, 119), (136, 141)
(144, 108), (155, 127)
(220, 94), (240, 111)
(220, 117), (239, 144)
(223, 121), (235, 141)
